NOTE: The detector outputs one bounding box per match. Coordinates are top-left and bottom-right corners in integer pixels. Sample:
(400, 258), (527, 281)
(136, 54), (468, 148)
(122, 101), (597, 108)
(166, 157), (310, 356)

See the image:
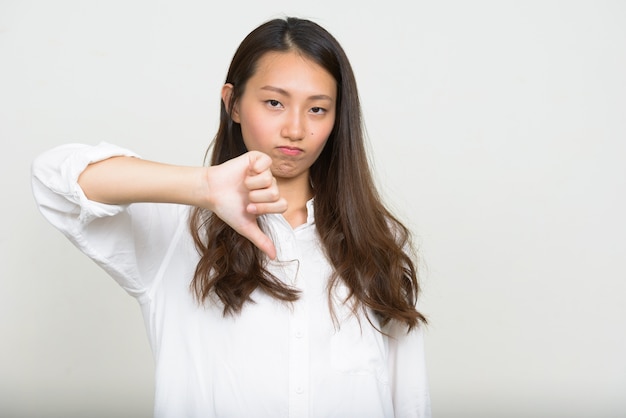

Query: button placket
(287, 233), (310, 417)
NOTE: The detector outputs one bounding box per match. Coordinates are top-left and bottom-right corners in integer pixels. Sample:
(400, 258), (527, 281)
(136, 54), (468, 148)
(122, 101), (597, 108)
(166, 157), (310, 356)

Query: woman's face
(224, 51), (337, 185)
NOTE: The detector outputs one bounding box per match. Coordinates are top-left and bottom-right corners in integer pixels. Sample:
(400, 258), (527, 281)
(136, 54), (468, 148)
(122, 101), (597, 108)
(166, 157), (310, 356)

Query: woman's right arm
(33, 142), (286, 260)
(77, 155), (210, 208)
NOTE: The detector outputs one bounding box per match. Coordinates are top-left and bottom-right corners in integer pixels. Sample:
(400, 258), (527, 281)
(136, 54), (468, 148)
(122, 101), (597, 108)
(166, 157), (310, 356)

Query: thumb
(241, 223), (277, 260)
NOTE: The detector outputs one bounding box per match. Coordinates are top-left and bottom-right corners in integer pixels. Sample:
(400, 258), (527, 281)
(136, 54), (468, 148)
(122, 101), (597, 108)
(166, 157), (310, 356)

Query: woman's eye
(310, 107), (325, 114)
(266, 100), (282, 108)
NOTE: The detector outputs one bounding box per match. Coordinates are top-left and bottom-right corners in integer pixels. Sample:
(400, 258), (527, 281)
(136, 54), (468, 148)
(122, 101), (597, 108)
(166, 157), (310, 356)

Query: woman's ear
(221, 83), (241, 123)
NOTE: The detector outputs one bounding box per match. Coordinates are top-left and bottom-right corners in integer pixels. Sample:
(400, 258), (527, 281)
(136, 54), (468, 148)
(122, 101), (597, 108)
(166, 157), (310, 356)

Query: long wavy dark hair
(190, 17), (426, 331)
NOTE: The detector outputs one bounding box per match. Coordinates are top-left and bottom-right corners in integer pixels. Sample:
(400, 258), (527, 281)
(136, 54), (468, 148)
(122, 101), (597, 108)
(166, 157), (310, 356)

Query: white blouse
(31, 143), (431, 418)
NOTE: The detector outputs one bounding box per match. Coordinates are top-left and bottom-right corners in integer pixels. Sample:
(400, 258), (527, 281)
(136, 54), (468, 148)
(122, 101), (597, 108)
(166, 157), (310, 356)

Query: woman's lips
(277, 146), (303, 156)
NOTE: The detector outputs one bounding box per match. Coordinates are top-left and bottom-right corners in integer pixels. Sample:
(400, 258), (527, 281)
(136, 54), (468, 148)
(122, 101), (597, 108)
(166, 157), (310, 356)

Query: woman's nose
(281, 110), (305, 141)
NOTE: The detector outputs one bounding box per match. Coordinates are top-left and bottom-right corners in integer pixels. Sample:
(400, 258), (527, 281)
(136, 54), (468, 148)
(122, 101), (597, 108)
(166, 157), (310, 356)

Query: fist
(205, 151), (287, 259)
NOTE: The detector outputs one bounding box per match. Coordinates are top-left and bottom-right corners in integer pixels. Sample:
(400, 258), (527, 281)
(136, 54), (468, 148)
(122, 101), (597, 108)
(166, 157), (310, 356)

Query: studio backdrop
(1, 1), (625, 417)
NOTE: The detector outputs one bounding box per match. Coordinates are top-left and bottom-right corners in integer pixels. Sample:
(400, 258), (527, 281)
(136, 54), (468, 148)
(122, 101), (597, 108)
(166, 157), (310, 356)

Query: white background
(1, 1), (625, 417)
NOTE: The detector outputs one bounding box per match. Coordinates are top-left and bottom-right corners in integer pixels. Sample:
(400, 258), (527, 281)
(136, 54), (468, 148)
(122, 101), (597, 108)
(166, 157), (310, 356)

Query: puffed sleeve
(31, 142), (186, 302)
(385, 320), (432, 418)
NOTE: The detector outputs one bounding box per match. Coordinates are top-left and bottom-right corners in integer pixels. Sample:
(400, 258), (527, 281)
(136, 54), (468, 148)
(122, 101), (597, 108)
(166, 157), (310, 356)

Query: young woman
(32, 17), (430, 418)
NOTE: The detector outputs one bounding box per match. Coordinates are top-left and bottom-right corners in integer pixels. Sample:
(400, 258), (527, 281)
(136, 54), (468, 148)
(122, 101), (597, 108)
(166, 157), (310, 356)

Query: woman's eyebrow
(260, 85), (334, 101)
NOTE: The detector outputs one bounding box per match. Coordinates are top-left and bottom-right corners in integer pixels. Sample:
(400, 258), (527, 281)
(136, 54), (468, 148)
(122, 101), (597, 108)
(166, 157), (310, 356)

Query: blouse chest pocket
(330, 314), (389, 382)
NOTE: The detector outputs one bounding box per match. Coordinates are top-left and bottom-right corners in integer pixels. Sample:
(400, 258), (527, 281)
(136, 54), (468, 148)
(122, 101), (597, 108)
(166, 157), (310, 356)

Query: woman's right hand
(203, 151), (287, 259)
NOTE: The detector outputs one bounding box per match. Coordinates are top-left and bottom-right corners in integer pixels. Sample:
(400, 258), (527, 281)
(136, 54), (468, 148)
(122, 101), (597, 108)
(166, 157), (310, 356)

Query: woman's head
(211, 17), (364, 191)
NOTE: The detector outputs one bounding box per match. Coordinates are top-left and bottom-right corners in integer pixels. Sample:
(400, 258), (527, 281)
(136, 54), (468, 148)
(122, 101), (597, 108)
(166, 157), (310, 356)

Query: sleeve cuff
(57, 142), (141, 224)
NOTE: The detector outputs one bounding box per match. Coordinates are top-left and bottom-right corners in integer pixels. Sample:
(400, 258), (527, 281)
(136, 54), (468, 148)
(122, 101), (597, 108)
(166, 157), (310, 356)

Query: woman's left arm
(386, 321), (432, 418)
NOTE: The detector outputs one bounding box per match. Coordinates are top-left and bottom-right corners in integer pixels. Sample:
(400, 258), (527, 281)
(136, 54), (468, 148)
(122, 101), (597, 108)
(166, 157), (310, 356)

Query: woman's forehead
(247, 51), (337, 98)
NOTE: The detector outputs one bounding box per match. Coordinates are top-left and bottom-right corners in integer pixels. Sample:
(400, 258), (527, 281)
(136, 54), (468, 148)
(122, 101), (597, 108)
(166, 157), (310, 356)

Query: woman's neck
(277, 176), (313, 228)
